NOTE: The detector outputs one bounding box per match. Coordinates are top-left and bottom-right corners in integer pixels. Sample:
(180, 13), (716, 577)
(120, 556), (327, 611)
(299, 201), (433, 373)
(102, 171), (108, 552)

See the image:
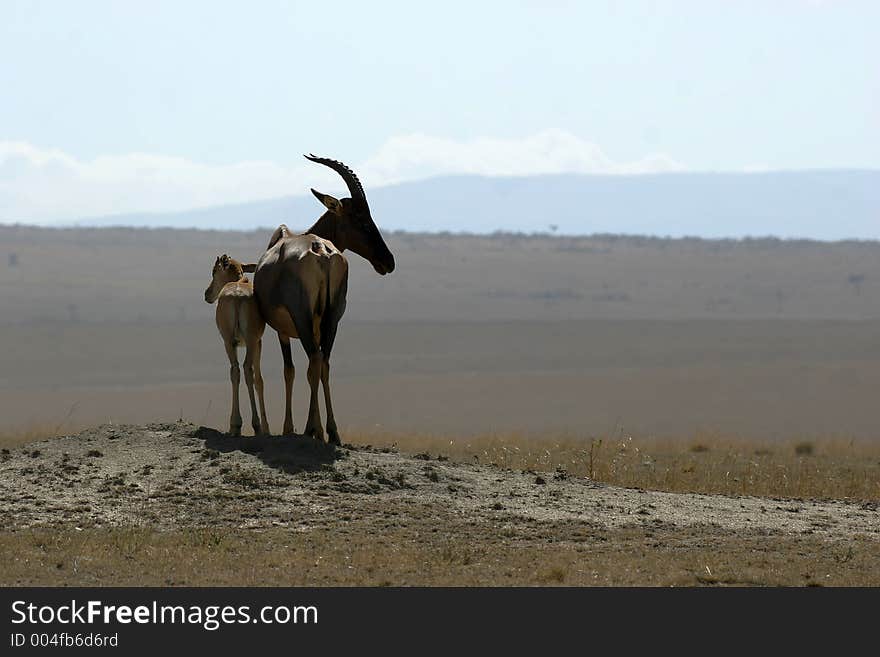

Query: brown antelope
(204, 254), (270, 437)
(254, 154), (395, 444)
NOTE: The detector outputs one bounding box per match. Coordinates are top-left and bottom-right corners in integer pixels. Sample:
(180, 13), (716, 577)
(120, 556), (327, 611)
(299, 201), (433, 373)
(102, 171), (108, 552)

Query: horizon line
(3, 221), (879, 246)
(2, 166), (877, 227)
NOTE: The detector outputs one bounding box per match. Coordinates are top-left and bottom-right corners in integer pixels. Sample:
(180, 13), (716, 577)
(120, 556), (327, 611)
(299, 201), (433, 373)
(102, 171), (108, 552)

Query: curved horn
(304, 154), (369, 210)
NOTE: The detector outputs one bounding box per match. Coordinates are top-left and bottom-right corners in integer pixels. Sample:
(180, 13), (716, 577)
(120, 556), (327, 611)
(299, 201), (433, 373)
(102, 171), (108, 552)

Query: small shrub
(542, 567), (566, 584)
(794, 442), (815, 456)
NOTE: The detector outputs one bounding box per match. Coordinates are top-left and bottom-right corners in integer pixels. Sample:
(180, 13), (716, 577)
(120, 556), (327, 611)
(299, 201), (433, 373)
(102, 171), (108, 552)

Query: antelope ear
(241, 263), (257, 273)
(311, 188), (343, 215)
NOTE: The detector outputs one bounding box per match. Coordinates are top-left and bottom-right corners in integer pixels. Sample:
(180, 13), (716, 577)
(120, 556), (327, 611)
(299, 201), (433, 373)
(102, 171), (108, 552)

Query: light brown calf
(204, 254), (269, 436)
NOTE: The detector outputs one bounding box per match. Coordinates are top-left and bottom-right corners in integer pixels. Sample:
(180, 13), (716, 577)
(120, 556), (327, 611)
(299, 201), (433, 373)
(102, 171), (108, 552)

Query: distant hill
(58, 169), (880, 241)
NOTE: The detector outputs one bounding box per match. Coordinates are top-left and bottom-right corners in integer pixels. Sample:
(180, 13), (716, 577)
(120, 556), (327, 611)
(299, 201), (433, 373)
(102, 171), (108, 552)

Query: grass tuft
(347, 429), (880, 502)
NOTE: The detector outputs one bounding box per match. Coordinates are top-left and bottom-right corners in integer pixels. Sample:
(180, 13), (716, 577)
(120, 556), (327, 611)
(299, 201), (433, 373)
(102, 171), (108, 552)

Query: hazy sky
(1, 0), (877, 222)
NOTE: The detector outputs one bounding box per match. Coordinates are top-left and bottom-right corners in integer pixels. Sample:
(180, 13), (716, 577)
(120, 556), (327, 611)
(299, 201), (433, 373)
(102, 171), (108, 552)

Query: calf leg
(224, 341), (242, 436)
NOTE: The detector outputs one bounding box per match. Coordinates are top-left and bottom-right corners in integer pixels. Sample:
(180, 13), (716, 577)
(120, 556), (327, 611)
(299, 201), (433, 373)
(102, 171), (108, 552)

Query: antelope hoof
(328, 429), (341, 446)
(282, 422), (294, 436)
(229, 425), (242, 437)
(305, 424), (324, 442)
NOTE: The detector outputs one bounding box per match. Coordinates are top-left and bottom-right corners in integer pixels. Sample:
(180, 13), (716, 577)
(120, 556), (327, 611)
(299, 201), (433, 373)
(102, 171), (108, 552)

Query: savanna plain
(1, 226), (878, 586)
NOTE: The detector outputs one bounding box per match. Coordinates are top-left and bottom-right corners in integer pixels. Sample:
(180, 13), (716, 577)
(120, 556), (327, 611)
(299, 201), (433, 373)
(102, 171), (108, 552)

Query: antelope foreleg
(279, 335), (295, 435)
(303, 352), (324, 442)
(321, 358), (340, 445)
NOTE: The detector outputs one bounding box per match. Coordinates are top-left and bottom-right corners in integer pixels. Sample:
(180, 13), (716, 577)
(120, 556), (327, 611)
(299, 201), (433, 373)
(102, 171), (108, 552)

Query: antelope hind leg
(321, 358), (340, 445)
(253, 338), (270, 435)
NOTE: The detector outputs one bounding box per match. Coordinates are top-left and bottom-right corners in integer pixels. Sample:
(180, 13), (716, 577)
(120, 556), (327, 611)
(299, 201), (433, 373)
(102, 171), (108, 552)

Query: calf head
(204, 254), (255, 303)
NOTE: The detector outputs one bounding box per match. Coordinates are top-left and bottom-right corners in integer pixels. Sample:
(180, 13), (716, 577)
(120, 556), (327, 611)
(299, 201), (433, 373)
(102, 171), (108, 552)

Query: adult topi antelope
(204, 254), (270, 437)
(254, 154), (395, 444)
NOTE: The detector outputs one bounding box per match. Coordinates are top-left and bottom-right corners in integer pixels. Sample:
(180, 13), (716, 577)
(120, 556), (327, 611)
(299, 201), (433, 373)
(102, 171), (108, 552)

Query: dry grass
(3, 517), (879, 587)
(351, 429), (880, 502)
(0, 404), (84, 451)
(0, 425), (74, 451)
(2, 423), (878, 587)
(4, 423), (879, 502)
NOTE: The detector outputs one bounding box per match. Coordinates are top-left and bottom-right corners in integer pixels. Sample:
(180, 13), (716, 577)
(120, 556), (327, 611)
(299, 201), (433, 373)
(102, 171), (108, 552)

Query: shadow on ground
(194, 426), (343, 475)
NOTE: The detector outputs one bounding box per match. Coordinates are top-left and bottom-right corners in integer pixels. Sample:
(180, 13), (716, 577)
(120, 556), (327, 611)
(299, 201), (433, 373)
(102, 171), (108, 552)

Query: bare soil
(5, 319), (880, 442)
(1, 423), (878, 586)
(5, 226), (880, 442)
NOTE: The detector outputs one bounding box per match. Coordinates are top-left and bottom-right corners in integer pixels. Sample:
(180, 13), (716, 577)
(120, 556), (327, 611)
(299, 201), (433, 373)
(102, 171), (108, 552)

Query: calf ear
(267, 224), (289, 250)
(311, 188), (343, 215)
(241, 263), (257, 273)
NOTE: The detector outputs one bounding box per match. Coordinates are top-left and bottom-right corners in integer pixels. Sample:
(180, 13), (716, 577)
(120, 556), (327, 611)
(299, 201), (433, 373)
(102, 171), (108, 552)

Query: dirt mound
(1, 422), (877, 541)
